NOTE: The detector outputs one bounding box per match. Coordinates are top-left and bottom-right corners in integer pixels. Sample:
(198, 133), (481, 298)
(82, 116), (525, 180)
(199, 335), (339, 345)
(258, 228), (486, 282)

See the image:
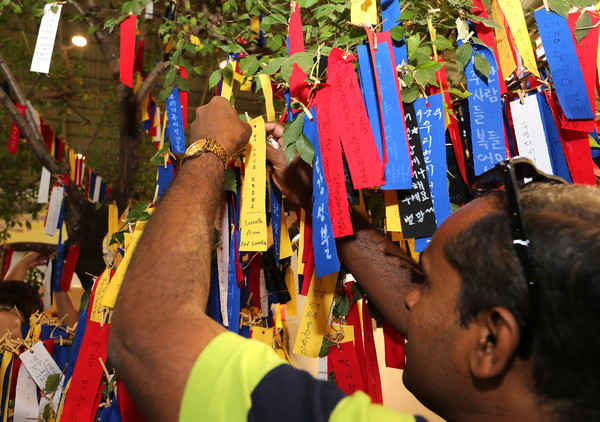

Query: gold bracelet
(183, 138), (229, 168)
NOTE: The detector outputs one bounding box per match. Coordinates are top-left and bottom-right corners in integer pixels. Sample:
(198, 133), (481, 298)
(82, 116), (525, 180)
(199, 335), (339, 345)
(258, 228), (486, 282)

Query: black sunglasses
(472, 157), (568, 355)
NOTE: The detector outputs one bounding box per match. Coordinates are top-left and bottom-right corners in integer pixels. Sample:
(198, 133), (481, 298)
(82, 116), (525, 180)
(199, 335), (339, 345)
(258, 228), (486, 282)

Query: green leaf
(43, 403), (51, 420)
(223, 168), (237, 192)
(328, 370), (336, 384)
(406, 34), (421, 58)
(164, 68), (177, 87)
(157, 86), (174, 102)
(571, 0), (596, 8)
(429, 36), (454, 51)
(574, 11), (593, 44)
(260, 57), (286, 75)
(455, 42), (473, 69)
(548, 0), (569, 18)
(280, 59), (294, 82)
(220, 43), (246, 54)
(299, 0), (319, 7)
(209, 70), (222, 89)
(88, 25), (98, 35)
(413, 68), (439, 88)
(285, 143), (298, 165)
(350, 282), (363, 304)
(401, 86), (421, 103)
(291, 53), (314, 76)
(45, 373), (61, 392)
(398, 9), (414, 21)
(282, 112), (305, 148)
(296, 133), (315, 167)
(175, 76), (189, 92)
(473, 52), (490, 79)
(332, 293), (350, 318)
(319, 338), (337, 357)
(390, 25), (405, 42)
(446, 88), (472, 99)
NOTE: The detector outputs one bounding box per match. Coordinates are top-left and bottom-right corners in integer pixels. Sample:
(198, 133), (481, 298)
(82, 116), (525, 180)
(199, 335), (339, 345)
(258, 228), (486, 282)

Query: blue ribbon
(166, 88), (186, 153)
(538, 92), (573, 183)
(270, 177), (282, 264)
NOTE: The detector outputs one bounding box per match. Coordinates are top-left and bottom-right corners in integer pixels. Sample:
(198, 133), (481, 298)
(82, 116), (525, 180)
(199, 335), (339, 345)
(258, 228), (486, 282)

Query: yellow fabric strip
(240, 116), (268, 251)
(293, 272), (338, 358)
(101, 220), (147, 310)
(496, 0), (540, 77)
(384, 190), (402, 232)
(297, 209), (306, 276)
(220, 62), (234, 101)
(490, 0), (517, 80)
(284, 266), (297, 316)
(259, 74), (276, 121)
(90, 269), (111, 323)
(350, 0), (378, 26)
(280, 209), (293, 260)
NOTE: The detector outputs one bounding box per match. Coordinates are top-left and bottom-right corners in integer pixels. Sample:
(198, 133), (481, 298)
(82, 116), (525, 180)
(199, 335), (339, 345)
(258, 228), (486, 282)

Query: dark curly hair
(444, 183), (600, 421)
(0, 280), (44, 325)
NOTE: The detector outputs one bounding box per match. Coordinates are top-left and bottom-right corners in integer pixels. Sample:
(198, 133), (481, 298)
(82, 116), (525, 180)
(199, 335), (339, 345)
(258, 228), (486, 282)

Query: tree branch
(28, 89), (75, 101)
(134, 60), (166, 106)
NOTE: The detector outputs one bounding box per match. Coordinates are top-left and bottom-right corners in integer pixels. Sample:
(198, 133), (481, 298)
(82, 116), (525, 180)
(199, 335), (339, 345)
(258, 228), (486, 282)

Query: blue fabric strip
(166, 88), (186, 153)
(374, 42), (412, 189)
(270, 177), (282, 264)
(157, 163), (174, 200)
(52, 201), (66, 291)
(357, 44), (384, 160)
(538, 92), (573, 183)
(465, 43), (506, 175)
(305, 111), (340, 278)
(99, 181), (107, 202)
(63, 308), (88, 385)
(535, 10), (593, 120)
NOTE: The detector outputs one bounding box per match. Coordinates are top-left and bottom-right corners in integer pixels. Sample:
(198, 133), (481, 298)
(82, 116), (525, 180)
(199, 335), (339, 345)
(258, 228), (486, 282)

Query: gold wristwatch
(183, 138), (229, 168)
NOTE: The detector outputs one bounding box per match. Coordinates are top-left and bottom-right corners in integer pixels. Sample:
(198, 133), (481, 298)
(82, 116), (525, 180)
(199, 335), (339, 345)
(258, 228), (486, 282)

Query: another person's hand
(190, 96), (252, 157)
(265, 121), (313, 212)
(4, 252), (50, 281)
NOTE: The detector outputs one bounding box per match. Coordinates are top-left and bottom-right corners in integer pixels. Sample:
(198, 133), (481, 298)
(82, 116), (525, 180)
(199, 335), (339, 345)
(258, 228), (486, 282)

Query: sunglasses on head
(472, 157), (568, 355)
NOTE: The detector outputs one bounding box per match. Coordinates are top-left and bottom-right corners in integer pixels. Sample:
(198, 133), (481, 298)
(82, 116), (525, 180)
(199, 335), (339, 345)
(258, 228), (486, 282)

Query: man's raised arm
(108, 97), (251, 422)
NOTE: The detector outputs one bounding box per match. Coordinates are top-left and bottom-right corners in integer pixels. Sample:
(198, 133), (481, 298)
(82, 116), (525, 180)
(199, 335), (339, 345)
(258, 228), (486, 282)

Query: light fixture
(71, 35), (87, 47)
(219, 60), (228, 69)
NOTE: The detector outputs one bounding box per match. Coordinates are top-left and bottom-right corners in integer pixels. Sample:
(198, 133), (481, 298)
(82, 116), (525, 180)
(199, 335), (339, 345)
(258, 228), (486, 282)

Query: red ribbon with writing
(313, 89), (353, 238)
(288, 3), (310, 104)
(383, 322), (405, 369)
(8, 103), (26, 154)
(345, 285), (368, 394)
(120, 15), (137, 88)
(362, 300), (383, 404)
(329, 341), (366, 395)
(180, 66), (188, 129)
(247, 252), (262, 312)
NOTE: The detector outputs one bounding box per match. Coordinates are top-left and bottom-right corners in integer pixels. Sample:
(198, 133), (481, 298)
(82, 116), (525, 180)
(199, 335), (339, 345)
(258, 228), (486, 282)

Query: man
(108, 98), (600, 421)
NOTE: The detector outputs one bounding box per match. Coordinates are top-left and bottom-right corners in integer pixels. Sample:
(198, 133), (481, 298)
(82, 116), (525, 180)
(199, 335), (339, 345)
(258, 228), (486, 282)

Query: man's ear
(469, 307), (520, 379)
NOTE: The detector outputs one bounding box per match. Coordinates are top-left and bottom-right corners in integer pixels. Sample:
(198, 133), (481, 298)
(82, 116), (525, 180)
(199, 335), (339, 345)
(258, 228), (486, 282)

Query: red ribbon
(288, 3), (310, 104)
(8, 103), (26, 154)
(180, 66), (188, 129)
(362, 300), (383, 404)
(60, 244), (80, 291)
(383, 322), (405, 369)
(120, 15), (137, 88)
(328, 341), (367, 395)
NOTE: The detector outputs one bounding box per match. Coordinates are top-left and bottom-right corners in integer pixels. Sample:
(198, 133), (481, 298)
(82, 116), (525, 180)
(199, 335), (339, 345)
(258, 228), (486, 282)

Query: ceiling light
(71, 35), (87, 47)
(219, 60), (228, 69)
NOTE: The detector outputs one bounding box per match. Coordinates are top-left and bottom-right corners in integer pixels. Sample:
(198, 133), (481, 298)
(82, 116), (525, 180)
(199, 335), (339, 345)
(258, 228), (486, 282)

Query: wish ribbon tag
(45, 184), (65, 236)
(30, 4), (63, 74)
(305, 112), (340, 278)
(119, 14), (137, 88)
(166, 88), (186, 153)
(509, 94), (554, 174)
(8, 102), (26, 154)
(293, 272), (338, 358)
(239, 116), (268, 252)
(327, 48), (384, 189)
(373, 41), (413, 190)
(398, 103), (438, 239)
(538, 92), (572, 182)
(270, 178), (282, 263)
(465, 43), (506, 175)
(19, 341), (64, 412)
(535, 10), (593, 120)
(497, 0), (539, 77)
(328, 341), (366, 395)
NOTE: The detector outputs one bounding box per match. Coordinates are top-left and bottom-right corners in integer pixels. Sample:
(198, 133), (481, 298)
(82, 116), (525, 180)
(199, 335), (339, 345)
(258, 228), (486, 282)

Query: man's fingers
(265, 121), (285, 138)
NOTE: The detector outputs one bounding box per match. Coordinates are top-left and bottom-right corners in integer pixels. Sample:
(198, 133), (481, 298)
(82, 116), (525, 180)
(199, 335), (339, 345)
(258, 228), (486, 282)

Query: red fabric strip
(568, 11), (600, 116)
(313, 88), (353, 237)
(362, 300), (383, 404)
(247, 253), (262, 312)
(8, 103), (26, 154)
(134, 39), (145, 73)
(116, 380), (145, 422)
(302, 214), (313, 264)
(472, 0), (507, 95)
(56, 138), (65, 163)
(288, 3), (310, 104)
(84, 169), (91, 198)
(383, 322), (405, 369)
(300, 245), (314, 296)
(329, 341), (366, 395)
(180, 66), (188, 129)
(345, 288), (368, 394)
(88, 383), (104, 422)
(120, 15), (137, 88)
(59, 322), (110, 422)
(60, 244), (80, 291)
(326, 49), (385, 189)
(1, 248), (13, 281)
(561, 130), (596, 185)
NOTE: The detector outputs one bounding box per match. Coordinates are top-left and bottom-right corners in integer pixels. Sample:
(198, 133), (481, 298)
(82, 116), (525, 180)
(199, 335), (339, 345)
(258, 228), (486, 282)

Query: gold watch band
(183, 138), (229, 168)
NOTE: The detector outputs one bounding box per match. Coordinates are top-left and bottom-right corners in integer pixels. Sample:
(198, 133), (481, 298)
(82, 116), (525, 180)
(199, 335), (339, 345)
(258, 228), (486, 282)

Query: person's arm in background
(54, 290), (78, 327)
(265, 121), (419, 336)
(4, 251), (48, 281)
(108, 97), (252, 422)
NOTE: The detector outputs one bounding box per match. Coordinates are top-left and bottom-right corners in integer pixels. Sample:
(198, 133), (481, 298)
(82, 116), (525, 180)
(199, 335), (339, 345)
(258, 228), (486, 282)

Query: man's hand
(265, 121), (313, 211)
(190, 96), (252, 156)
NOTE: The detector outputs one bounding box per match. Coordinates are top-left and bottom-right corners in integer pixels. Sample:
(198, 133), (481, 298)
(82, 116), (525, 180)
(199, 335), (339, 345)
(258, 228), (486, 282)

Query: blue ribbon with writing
(305, 111), (340, 278)
(270, 176), (282, 264)
(535, 10), (593, 120)
(373, 42), (412, 189)
(465, 43), (506, 175)
(413, 95), (451, 252)
(538, 92), (573, 183)
(166, 87), (186, 153)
